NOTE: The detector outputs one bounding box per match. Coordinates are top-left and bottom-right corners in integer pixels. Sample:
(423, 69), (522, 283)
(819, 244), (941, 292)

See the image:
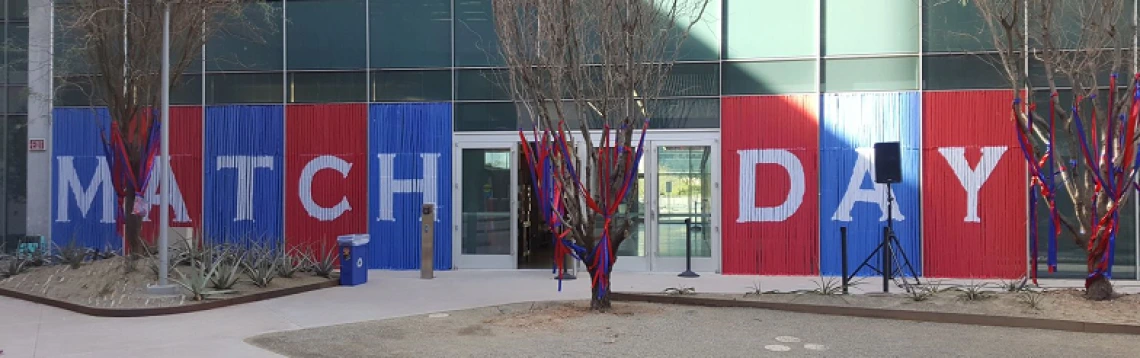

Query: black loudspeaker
(873, 142), (902, 184)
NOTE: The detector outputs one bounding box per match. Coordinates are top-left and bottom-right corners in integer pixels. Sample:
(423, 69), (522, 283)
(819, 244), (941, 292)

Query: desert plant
(664, 285), (696, 296)
(23, 245), (49, 267)
(276, 249), (308, 278)
(210, 248), (244, 290)
(172, 258), (226, 301)
(92, 243), (118, 260)
(308, 244), (339, 279)
(1019, 290), (1048, 310)
(56, 241), (91, 269)
(903, 281), (947, 302)
(0, 257), (28, 278)
(1001, 276), (1031, 293)
(243, 244), (279, 288)
(811, 277), (844, 296)
(956, 282), (994, 302)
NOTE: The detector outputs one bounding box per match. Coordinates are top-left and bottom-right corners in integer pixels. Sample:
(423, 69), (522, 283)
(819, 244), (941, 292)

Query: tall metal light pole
(148, 1), (176, 294)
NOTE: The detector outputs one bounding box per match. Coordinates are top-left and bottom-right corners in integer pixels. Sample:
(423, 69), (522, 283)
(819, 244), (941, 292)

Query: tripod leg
(849, 240), (890, 281)
(891, 235), (922, 284)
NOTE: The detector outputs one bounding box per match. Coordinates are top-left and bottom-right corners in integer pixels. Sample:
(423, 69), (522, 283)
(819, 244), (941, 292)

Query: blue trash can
(337, 234), (370, 286)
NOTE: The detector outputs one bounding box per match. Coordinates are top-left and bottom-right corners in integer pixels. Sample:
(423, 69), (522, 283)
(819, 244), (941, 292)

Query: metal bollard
(421, 204), (435, 279)
(841, 226), (848, 294)
(679, 218), (699, 278)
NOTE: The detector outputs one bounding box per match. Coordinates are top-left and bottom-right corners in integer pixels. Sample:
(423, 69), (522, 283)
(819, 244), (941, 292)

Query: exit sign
(28, 138), (45, 152)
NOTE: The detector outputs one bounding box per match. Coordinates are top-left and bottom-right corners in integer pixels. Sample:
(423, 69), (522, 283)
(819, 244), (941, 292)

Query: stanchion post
(679, 218), (699, 278)
(841, 226), (848, 294)
(421, 204), (435, 280)
(882, 226), (890, 293)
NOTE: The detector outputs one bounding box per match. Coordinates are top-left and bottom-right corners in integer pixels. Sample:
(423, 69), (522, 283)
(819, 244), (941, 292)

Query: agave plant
(276, 249), (309, 278)
(210, 248), (244, 290)
(308, 244), (338, 279)
(0, 256), (28, 278)
(243, 243), (279, 288)
(172, 257), (226, 301)
(56, 241), (91, 270)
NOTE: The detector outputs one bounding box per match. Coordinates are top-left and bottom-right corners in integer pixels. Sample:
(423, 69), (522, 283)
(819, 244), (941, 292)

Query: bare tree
(53, 1), (269, 253)
(972, 0), (1137, 299)
(492, 0), (710, 310)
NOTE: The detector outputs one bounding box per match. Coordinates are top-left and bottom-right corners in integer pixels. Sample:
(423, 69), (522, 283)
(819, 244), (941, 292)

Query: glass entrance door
(649, 142), (718, 273)
(453, 142), (517, 269)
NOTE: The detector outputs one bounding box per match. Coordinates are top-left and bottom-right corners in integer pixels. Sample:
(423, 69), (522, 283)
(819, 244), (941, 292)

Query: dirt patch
(247, 300), (1140, 358)
(0, 256), (332, 310)
(689, 285), (1140, 326)
(481, 301), (665, 330)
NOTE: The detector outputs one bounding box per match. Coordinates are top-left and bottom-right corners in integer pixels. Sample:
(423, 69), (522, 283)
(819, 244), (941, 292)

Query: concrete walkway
(0, 270), (1135, 358)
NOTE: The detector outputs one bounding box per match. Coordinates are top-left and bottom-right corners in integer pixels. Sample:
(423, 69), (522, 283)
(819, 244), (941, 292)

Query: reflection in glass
(461, 149), (512, 255)
(656, 146), (711, 257)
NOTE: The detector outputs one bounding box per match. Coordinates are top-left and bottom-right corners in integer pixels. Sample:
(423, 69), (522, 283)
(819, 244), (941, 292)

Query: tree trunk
(122, 195), (146, 255)
(588, 264), (613, 311)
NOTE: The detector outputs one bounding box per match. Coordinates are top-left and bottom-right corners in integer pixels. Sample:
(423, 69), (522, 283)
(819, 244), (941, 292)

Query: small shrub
(811, 277), (844, 296)
(308, 245), (338, 279)
(56, 241), (91, 269)
(243, 244), (279, 288)
(1001, 276), (1030, 293)
(957, 282), (994, 302)
(276, 249), (308, 278)
(209, 247), (243, 290)
(903, 281), (945, 302)
(664, 285), (696, 295)
(0, 257), (28, 278)
(173, 259), (223, 301)
(1019, 290), (1047, 310)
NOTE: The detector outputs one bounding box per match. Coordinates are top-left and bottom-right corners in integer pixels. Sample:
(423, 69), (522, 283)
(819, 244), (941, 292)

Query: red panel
(141, 106), (204, 242)
(722, 95), (819, 275)
(286, 104), (369, 255)
(923, 90), (1026, 278)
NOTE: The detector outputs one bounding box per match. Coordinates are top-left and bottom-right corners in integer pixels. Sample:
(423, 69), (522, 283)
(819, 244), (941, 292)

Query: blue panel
(204, 105), (284, 246)
(51, 108), (120, 251)
(820, 92), (922, 276)
(368, 103), (453, 270)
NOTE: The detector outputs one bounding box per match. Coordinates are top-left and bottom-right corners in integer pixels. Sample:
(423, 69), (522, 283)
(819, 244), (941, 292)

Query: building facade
(16, 0), (1140, 279)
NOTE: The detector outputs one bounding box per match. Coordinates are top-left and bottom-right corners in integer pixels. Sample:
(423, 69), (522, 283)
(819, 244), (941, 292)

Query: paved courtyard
(1, 270), (1138, 358)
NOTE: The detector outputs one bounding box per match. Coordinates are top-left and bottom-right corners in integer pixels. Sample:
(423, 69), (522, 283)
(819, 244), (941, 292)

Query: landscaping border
(610, 292), (1140, 335)
(0, 279), (339, 317)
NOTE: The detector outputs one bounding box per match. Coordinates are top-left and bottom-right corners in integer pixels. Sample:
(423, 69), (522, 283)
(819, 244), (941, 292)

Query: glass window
(3, 115), (27, 244)
(456, 69), (511, 101)
(206, 3), (284, 71)
(923, 54), (1009, 90)
(823, 0), (920, 56)
(53, 76), (105, 107)
(454, 0), (503, 67)
(54, 10), (89, 76)
(288, 71), (367, 103)
(7, 0), (26, 21)
(647, 98), (719, 129)
(664, 0), (721, 61)
(724, 0), (815, 59)
(455, 102), (533, 131)
(662, 63), (719, 97)
(1028, 57), (1122, 90)
(823, 56), (919, 92)
(206, 72), (283, 105)
(372, 70), (451, 102)
(171, 74), (203, 106)
(6, 22), (27, 83)
(286, 0), (366, 70)
(922, 0), (993, 52)
(1034, 178), (1138, 280)
(6, 86), (24, 113)
(460, 148), (512, 255)
(723, 60), (816, 95)
(370, 0), (451, 68)
(1028, 1), (1134, 50)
